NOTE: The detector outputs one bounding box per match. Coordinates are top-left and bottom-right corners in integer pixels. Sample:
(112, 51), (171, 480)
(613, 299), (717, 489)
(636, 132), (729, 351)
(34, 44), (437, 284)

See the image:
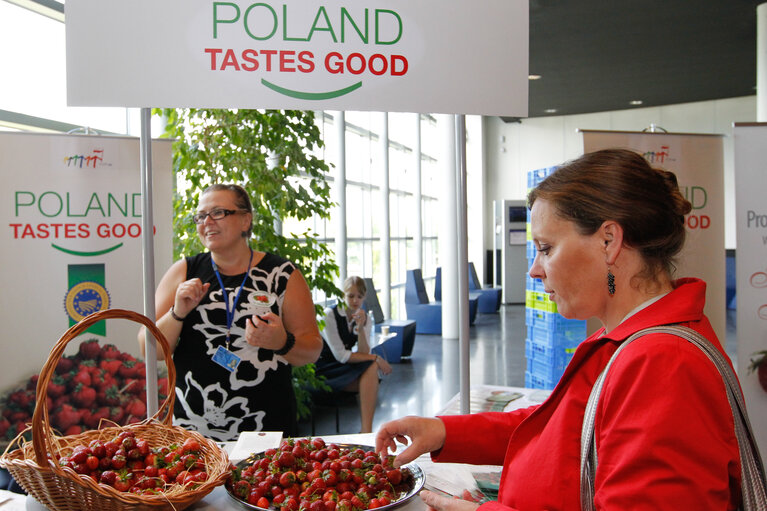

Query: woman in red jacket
(376, 149), (744, 510)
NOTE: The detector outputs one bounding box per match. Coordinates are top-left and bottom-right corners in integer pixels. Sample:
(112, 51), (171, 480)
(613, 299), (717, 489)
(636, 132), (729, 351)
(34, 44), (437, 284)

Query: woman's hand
(245, 312), (289, 351)
(420, 490), (481, 511)
(350, 308), (367, 327)
(375, 355), (393, 375)
(174, 278), (210, 318)
(375, 416), (446, 468)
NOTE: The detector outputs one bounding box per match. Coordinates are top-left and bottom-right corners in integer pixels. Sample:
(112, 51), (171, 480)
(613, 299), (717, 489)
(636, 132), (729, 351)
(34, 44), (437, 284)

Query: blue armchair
(469, 262), (502, 313)
(405, 269), (443, 334)
(433, 268), (480, 323)
(362, 278), (417, 361)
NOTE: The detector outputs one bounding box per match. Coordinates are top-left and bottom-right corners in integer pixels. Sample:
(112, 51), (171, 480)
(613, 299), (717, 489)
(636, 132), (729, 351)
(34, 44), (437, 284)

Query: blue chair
(433, 268), (480, 323)
(362, 278), (417, 361)
(469, 262), (502, 313)
(405, 269), (443, 334)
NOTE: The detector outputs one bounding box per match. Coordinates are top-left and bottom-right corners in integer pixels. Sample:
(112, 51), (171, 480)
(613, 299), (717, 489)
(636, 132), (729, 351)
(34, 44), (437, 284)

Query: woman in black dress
(138, 183), (322, 441)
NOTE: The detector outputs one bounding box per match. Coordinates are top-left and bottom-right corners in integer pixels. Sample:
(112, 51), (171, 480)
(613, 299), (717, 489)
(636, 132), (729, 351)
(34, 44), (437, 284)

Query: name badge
(212, 345), (241, 372)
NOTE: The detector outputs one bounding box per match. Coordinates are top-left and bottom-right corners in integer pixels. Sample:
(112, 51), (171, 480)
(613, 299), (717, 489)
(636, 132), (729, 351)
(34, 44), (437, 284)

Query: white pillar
(334, 111), (347, 282)
(439, 115), (459, 339)
(758, 3), (767, 121)
(415, 113), (423, 271)
(380, 112), (391, 318)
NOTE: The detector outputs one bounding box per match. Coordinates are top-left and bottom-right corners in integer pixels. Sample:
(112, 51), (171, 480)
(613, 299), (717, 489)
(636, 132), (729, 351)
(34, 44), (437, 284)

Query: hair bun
(656, 168), (692, 220)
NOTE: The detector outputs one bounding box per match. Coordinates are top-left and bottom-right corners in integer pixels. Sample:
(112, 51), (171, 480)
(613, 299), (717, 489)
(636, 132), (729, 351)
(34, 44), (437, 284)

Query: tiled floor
(298, 304), (738, 437)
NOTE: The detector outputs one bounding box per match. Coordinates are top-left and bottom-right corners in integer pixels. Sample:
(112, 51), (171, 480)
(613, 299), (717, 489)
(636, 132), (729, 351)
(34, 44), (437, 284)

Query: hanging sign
(733, 122), (767, 456)
(0, 132), (173, 392)
(65, 0), (528, 116)
(581, 130), (726, 343)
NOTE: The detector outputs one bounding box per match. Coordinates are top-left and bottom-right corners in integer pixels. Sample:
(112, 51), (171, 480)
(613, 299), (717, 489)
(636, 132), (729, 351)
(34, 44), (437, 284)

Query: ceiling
(513, 0), (762, 121)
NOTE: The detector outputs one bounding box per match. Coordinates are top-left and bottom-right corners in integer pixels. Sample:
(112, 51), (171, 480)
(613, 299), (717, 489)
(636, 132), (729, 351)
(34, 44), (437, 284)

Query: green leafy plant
(155, 108), (341, 419)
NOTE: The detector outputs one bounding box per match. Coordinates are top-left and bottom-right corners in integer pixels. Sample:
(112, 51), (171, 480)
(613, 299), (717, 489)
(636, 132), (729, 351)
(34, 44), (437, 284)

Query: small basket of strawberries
(0, 308), (230, 511)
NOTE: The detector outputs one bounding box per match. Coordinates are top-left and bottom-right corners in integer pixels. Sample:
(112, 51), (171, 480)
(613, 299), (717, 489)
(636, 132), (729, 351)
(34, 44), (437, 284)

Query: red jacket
(436, 279), (741, 510)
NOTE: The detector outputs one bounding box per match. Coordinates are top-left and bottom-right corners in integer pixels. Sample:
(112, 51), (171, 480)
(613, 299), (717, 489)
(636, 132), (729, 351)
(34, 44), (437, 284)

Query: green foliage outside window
(154, 108), (342, 420)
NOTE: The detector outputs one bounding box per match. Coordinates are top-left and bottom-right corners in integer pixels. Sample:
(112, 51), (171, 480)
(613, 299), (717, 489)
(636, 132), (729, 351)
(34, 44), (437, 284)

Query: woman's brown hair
(527, 149), (692, 280)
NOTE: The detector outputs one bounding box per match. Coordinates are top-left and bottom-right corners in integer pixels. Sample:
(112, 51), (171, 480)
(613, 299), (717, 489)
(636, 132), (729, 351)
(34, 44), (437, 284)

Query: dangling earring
(607, 269), (616, 295)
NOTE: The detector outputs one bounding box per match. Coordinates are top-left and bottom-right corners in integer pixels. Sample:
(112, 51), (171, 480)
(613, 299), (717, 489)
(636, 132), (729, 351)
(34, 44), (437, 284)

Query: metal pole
(140, 108), (159, 416)
(455, 114), (470, 415)
(381, 112), (391, 318)
(335, 111), (347, 282)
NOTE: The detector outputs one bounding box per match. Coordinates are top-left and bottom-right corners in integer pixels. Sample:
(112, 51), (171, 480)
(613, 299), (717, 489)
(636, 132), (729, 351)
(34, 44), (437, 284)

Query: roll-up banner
(65, 0), (529, 116)
(581, 130), (726, 344)
(733, 122), (767, 455)
(0, 132), (173, 391)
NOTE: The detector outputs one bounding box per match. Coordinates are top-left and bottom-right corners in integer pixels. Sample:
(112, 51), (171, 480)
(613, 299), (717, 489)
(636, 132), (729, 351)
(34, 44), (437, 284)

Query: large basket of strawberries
(0, 308), (230, 511)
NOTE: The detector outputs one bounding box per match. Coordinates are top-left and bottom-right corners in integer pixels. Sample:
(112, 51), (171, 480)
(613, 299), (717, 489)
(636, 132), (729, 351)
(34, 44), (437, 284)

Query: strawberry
(8, 389), (33, 409)
(47, 375), (67, 398)
(84, 406), (111, 429)
(157, 377), (169, 396)
(127, 379), (146, 396)
(96, 384), (121, 407)
(27, 374), (40, 391)
(119, 352), (137, 364)
(118, 360), (137, 379)
(124, 415), (142, 425)
(71, 368), (92, 388)
(133, 361), (146, 379)
(99, 359), (123, 376)
(125, 398), (146, 419)
(72, 383), (97, 408)
(99, 343), (121, 361)
(0, 418), (10, 438)
(64, 425), (83, 436)
(109, 407), (126, 425)
(55, 356), (76, 375)
(53, 404), (82, 431)
(78, 339), (101, 361)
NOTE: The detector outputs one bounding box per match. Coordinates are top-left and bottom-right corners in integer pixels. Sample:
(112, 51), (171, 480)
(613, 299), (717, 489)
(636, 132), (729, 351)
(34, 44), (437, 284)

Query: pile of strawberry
(0, 339), (168, 441)
(227, 437), (414, 511)
(59, 431), (208, 495)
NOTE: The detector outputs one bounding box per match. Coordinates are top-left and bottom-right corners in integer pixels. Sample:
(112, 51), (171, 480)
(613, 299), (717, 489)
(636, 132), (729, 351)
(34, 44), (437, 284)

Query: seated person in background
(315, 276), (392, 433)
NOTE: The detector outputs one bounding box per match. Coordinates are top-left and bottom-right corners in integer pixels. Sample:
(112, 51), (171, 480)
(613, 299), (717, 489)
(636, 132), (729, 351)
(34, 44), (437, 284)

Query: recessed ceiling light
(629, 100), (643, 105)
(528, 74), (542, 80)
(544, 108), (558, 114)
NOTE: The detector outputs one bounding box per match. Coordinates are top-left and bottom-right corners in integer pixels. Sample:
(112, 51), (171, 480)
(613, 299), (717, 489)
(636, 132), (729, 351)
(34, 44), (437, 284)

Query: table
(24, 387), (546, 510)
(438, 385), (551, 415)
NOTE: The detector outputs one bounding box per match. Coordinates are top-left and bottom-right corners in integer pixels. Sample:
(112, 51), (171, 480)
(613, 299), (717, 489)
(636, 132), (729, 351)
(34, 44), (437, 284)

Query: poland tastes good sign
(0, 133), (173, 392)
(65, 0), (528, 116)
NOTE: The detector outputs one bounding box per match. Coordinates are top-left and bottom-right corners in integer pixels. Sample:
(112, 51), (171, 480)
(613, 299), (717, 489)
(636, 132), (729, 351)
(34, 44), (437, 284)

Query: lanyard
(211, 248), (253, 348)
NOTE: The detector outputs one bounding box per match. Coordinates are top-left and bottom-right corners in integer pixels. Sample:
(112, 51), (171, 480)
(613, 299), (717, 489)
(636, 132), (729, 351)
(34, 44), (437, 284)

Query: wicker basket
(0, 308), (231, 511)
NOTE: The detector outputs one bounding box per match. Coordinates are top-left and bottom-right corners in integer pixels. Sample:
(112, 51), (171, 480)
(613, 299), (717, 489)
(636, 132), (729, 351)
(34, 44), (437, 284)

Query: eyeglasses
(192, 208), (246, 224)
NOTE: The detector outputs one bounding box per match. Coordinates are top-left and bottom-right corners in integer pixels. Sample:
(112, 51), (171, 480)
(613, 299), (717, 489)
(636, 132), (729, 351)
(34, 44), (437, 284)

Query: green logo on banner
(64, 264), (110, 334)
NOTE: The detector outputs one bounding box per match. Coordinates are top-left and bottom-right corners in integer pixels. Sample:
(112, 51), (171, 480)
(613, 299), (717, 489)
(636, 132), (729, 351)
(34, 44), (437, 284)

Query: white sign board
(65, 0), (528, 116)
(0, 133), (173, 391)
(733, 123), (767, 456)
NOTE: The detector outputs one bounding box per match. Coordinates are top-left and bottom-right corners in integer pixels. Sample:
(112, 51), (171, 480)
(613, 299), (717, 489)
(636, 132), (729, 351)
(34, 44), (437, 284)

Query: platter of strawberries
(226, 437), (423, 511)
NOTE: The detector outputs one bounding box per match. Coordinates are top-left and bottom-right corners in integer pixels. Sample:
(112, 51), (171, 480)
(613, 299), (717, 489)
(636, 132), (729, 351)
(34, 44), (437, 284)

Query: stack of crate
(524, 166), (586, 389)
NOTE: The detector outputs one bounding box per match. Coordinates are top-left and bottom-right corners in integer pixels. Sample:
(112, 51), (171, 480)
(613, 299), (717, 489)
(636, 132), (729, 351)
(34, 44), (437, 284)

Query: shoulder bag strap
(580, 325), (767, 511)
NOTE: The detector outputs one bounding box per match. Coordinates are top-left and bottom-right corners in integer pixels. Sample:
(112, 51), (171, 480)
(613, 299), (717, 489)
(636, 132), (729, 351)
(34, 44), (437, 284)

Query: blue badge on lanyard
(210, 248), (253, 372)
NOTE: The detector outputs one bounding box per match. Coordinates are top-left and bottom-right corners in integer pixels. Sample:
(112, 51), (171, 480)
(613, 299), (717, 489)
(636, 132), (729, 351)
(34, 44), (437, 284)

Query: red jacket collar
(593, 278), (706, 341)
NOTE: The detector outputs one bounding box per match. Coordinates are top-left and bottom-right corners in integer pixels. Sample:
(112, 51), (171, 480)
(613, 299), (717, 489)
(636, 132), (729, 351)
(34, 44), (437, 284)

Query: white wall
(484, 95), (757, 251)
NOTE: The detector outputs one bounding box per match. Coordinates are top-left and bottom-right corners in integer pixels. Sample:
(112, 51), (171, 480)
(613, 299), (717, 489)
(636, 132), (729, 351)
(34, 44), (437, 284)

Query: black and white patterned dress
(172, 251), (297, 441)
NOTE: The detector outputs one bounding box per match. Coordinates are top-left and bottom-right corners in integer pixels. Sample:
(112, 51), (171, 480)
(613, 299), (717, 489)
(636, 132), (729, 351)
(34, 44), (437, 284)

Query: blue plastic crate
(525, 370), (557, 390)
(525, 338), (576, 368)
(526, 240), (537, 261)
(532, 323), (585, 346)
(527, 309), (584, 331)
